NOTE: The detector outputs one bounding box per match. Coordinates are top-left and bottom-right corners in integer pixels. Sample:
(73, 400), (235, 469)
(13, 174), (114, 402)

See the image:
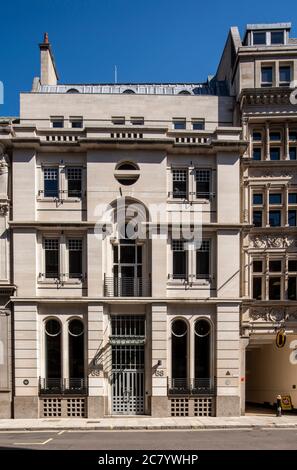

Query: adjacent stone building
(0, 123), (14, 418)
(0, 22), (297, 419)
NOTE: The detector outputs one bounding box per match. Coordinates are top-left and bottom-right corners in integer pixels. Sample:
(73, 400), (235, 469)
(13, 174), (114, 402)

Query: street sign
(276, 329), (286, 349)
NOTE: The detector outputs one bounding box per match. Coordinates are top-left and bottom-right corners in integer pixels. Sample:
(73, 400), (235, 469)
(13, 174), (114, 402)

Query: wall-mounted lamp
(157, 360), (162, 367)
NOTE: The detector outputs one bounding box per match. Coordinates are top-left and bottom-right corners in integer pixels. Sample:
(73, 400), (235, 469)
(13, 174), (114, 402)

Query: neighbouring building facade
(0, 23), (297, 419)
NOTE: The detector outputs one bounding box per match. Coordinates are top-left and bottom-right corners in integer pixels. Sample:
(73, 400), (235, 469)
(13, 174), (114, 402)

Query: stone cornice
(240, 87), (295, 108)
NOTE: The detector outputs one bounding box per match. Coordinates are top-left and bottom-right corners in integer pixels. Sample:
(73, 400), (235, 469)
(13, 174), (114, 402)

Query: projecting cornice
(239, 87), (296, 108)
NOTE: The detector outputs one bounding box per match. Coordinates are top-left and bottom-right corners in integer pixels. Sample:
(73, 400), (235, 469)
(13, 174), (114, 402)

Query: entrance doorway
(110, 315), (146, 415)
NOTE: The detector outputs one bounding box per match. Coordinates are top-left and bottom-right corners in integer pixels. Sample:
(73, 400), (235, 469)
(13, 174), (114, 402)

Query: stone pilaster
(151, 303), (168, 417)
(216, 303), (241, 416)
(87, 303), (105, 418)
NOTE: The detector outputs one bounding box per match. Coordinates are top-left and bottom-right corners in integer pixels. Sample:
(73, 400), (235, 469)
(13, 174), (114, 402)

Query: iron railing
(168, 191), (216, 200)
(37, 189), (84, 199)
(39, 378), (88, 396)
(38, 273), (86, 282)
(168, 378), (216, 396)
(104, 276), (151, 297)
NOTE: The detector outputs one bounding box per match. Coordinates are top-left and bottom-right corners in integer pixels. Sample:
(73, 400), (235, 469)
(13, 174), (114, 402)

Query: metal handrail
(168, 377), (216, 396)
(104, 275), (151, 297)
(39, 377), (88, 395)
(37, 189), (84, 199)
(38, 272), (86, 282)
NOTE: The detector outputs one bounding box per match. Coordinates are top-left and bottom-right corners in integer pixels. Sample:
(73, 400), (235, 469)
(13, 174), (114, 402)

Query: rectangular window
(253, 194), (263, 205)
(289, 260), (297, 271)
(68, 239), (83, 279)
(261, 66), (273, 87)
(270, 147), (281, 160)
(269, 277), (281, 300)
(172, 240), (187, 280)
(271, 31), (284, 45)
(44, 168), (59, 198)
(289, 131), (297, 142)
(195, 169), (211, 199)
(253, 32), (266, 45)
(269, 193), (282, 204)
(253, 260), (263, 273)
(269, 210), (281, 227)
(51, 117), (64, 128)
(288, 210), (297, 227)
(289, 193), (297, 204)
(269, 260), (282, 272)
(288, 277), (297, 300)
(192, 120), (205, 130)
(279, 66), (291, 86)
(253, 277), (262, 300)
(130, 117), (144, 125)
(253, 147), (262, 160)
(67, 167), (82, 198)
(70, 118), (83, 128)
(112, 116), (125, 125)
(173, 119), (186, 130)
(289, 147), (297, 160)
(270, 131), (281, 141)
(172, 169), (187, 198)
(253, 210), (263, 227)
(45, 239), (59, 279)
(196, 241), (210, 278)
(252, 131), (262, 141)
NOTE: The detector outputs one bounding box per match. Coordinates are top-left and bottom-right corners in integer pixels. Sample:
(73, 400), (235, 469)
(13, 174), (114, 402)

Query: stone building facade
(0, 22), (297, 419)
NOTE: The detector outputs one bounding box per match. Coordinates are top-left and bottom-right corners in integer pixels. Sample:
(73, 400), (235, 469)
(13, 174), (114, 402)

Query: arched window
(45, 319), (62, 380)
(122, 89), (136, 94)
(66, 88), (80, 94)
(178, 90), (191, 95)
(171, 319), (188, 386)
(194, 319), (211, 382)
(68, 319), (85, 381)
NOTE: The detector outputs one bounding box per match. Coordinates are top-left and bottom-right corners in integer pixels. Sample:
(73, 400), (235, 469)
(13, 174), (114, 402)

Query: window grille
(173, 169), (187, 181)
(44, 168), (58, 180)
(45, 239), (59, 250)
(68, 239), (82, 251)
(67, 168), (82, 180)
(195, 169), (210, 182)
(197, 240), (210, 252)
(172, 240), (185, 251)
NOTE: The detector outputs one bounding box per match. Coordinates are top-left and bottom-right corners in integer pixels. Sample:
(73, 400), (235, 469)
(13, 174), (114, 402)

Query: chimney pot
(43, 32), (49, 44)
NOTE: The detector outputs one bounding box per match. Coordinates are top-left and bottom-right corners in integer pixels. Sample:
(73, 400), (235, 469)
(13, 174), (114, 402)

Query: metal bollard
(276, 394), (282, 417)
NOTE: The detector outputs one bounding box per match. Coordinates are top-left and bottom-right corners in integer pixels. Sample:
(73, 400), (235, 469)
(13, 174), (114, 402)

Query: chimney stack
(39, 33), (59, 86)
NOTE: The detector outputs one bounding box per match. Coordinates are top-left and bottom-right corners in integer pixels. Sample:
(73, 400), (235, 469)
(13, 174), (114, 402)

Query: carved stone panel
(250, 235), (296, 249)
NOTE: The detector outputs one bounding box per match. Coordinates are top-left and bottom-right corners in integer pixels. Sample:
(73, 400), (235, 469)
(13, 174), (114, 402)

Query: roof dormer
(243, 23), (291, 47)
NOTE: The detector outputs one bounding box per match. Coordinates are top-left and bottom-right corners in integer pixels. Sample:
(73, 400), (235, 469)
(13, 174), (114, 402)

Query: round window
(114, 162), (140, 186)
(69, 319), (84, 337)
(45, 319), (61, 336)
(195, 319), (211, 337)
(172, 319), (187, 337)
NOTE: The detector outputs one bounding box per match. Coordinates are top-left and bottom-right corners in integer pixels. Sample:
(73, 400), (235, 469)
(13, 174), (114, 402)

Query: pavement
(1, 414), (297, 431)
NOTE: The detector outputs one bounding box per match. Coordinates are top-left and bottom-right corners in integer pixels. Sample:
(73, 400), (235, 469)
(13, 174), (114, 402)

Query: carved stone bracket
(250, 235), (296, 249)
(0, 203), (8, 216)
(0, 153), (9, 174)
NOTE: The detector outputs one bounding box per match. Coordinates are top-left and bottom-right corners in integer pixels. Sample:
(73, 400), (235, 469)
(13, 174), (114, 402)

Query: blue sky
(0, 0), (296, 116)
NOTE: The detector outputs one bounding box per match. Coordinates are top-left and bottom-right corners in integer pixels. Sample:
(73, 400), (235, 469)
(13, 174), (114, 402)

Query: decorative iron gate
(110, 316), (145, 415)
